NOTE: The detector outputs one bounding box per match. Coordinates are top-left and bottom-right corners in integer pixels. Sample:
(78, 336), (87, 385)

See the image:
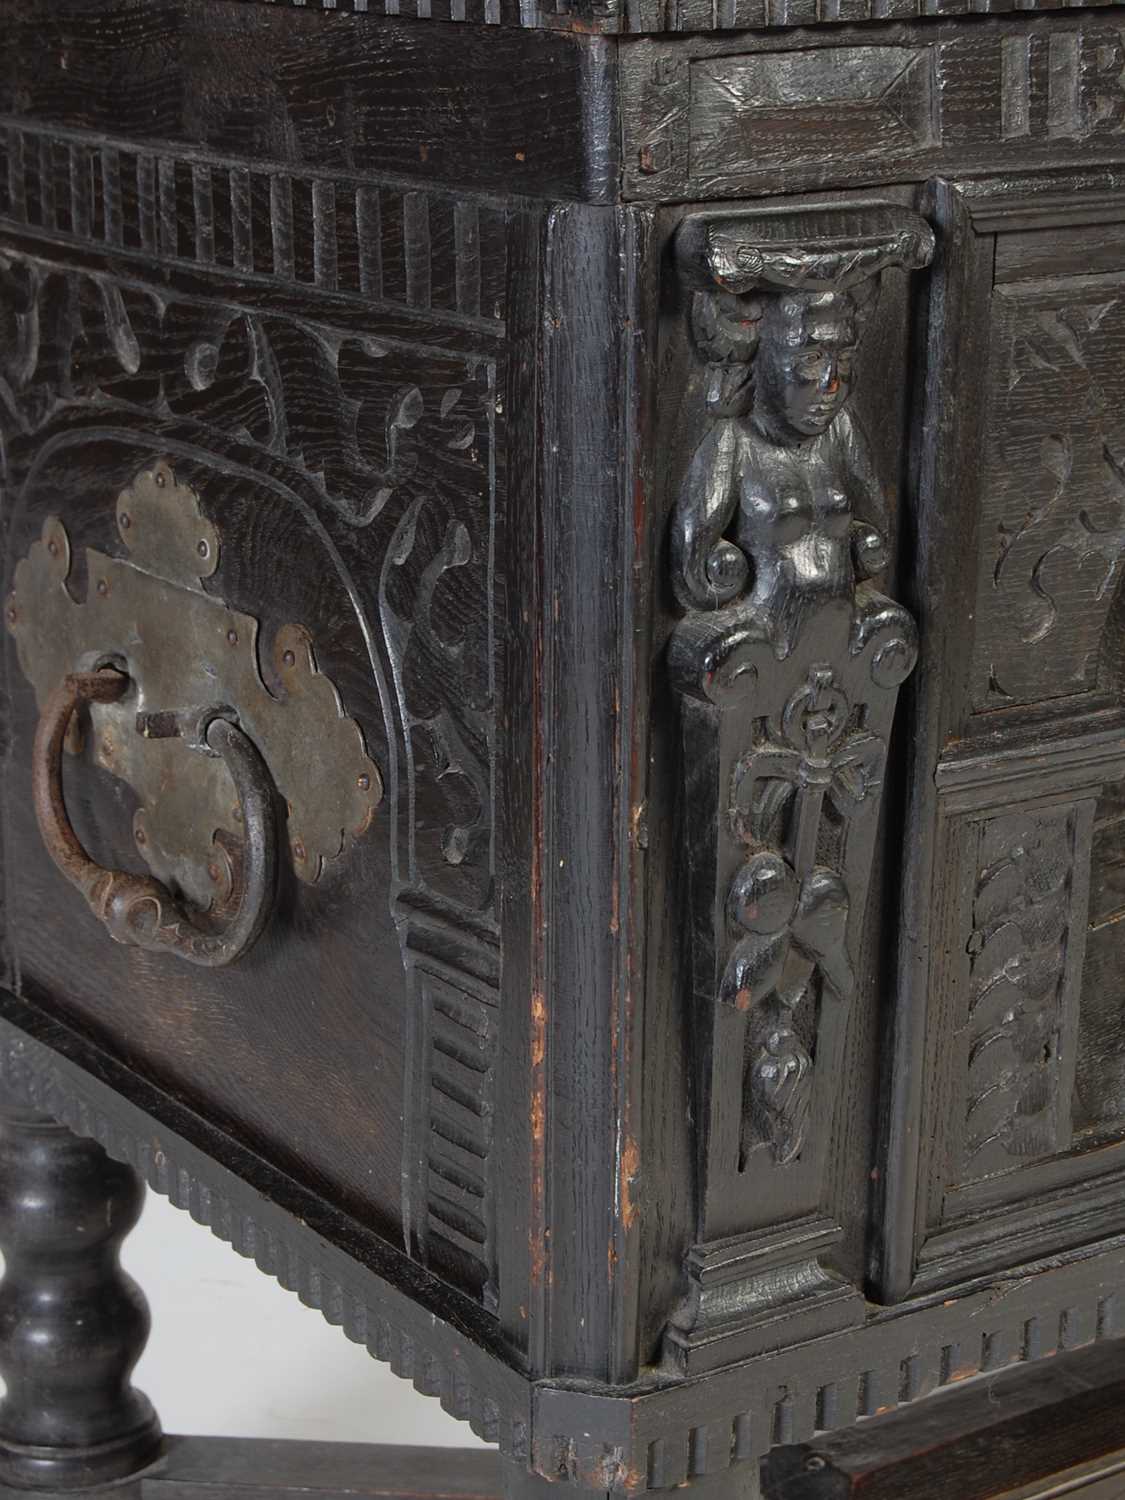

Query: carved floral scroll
(664, 204), (933, 1373)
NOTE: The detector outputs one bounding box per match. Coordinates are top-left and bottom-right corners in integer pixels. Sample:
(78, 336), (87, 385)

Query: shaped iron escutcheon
(6, 461), (383, 968)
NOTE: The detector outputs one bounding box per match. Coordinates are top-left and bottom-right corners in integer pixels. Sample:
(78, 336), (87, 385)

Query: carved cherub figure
(671, 214), (933, 659)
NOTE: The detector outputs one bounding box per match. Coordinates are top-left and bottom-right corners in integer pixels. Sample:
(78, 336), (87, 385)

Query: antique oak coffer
(4, 0), (1125, 1496)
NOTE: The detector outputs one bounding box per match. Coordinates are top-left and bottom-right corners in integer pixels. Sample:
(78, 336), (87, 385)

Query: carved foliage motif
(962, 809), (1078, 1174)
(975, 280), (1125, 709)
(670, 205), (932, 1180)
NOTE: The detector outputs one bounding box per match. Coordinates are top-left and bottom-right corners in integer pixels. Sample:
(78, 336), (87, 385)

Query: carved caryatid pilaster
(664, 205), (933, 1374)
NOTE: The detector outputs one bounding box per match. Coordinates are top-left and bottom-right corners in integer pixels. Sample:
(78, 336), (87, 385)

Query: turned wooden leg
(0, 1098), (162, 1489)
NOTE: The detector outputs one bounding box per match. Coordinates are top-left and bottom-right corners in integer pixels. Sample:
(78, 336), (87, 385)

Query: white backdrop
(119, 1192), (491, 1446)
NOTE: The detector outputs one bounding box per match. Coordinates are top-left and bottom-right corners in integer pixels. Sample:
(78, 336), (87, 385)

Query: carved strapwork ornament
(663, 204), (934, 1374)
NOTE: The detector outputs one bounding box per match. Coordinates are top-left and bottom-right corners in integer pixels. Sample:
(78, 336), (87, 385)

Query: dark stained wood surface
(3, 1), (1125, 1496)
(0, 2), (616, 203)
(0, 1440), (502, 1500)
(762, 1341), (1125, 1500)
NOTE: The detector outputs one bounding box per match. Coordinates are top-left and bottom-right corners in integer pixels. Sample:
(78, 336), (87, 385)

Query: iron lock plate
(7, 460), (382, 912)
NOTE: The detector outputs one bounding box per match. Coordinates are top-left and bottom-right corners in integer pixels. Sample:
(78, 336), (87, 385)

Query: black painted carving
(663, 204), (932, 1373)
(963, 808), (1078, 1173)
(621, 22), (1125, 201)
(7, 11), (1125, 1494)
(877, 178), (1125, 1305)
(0, 1094), (161, 1489)
(0, 122), (509, 329)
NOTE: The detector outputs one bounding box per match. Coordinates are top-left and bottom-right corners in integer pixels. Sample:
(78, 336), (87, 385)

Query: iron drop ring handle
(32, 668), (279, 968)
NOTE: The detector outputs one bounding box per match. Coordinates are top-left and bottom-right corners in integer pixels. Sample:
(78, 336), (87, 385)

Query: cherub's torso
(729, 409), (869, 624)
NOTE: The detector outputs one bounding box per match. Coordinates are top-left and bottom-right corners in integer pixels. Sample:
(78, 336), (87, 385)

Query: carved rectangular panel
(688, 48), (936, 178)
(622, 19), (1125, 202)
(971, 278), (1125, 710)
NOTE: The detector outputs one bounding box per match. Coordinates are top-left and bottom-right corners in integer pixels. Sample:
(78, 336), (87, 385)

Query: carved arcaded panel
(0, 229), (502, 1298)
(971, 277), (1125, 710)
(0, 249), (499, 923)
(0, 121), (509, 326)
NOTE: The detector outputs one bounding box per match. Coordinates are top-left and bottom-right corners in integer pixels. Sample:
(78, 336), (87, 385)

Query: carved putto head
(676, 205), (935, 433)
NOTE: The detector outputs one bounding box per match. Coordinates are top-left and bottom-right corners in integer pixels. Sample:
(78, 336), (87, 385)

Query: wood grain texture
(0, 0), (616, 203)
(82, 0), (1125, 36)
(5, 8), (1125, 1499)
(620, 20), (1125, 204)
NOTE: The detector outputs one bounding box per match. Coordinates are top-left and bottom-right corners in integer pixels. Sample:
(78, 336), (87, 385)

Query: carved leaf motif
(962, 810), (1076, 1172)
(746, 1008), (813, 1168)
(1008, 301), (1116, 392)
(381, 449), (494, 910)
(973, 276), (1125, 706)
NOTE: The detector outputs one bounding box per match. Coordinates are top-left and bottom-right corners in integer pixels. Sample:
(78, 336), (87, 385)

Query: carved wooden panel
(876, 174), (1125, 1304)
(621, 19), (1125, 203)
(972, 280), (1125, 710)
(406, 964), (499, 1307)
(1074, 778), (1125, 1137)
(0, 117), (515, 1311)
(959, 805), (1087, 1182)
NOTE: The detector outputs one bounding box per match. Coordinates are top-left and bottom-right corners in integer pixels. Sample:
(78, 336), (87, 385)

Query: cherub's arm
(840, 409), (891, 582)
(670, 419), (746, 612)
